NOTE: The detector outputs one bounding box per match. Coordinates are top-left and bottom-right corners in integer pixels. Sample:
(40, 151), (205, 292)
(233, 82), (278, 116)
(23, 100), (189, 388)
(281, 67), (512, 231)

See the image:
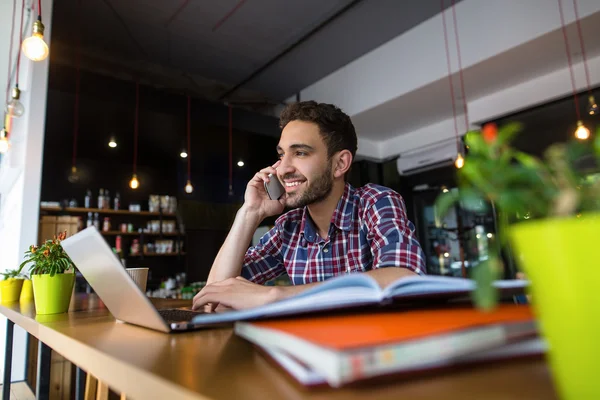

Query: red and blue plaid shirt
(241, 183), (426, 285)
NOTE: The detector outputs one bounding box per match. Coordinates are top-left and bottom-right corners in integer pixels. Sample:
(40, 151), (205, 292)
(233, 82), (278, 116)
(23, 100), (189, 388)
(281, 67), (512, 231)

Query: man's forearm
(207, 206), (263, 284)
(272, 267), (417, 301)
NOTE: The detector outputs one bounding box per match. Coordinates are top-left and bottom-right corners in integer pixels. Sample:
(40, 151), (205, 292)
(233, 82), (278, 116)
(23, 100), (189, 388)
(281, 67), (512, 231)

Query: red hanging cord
(213, 0), (248, 32)
(133, 81), (139, 174)
(572, 0), (592, 95)
(187, 95), (191, 180)
(440, 0), (460, 152)
(72, 0), (82, 169)
(5, 0), (17, 105)
(558, 0), (581, 120)
(228, 105), (233, 192)
(451, 0), (469, 133)
(16, 0), (24, 86)
(38, 0), (42, 18)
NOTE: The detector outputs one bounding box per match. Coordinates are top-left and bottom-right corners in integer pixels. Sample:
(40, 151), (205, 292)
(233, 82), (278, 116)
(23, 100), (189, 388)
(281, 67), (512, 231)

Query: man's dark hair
(279, 101), (358, 160)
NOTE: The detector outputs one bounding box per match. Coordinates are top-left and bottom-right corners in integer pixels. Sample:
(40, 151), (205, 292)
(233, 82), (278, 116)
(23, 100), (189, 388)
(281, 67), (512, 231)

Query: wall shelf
(100, 231), (180, 236)
(40, 206), (176, 217)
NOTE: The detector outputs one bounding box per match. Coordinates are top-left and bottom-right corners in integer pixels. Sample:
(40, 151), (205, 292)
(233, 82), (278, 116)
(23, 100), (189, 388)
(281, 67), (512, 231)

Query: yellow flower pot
(0, 278), (24, 303)
(19, 279), (33, 302)
(510, 212), (600, 400)
(32, 273), (75, 315)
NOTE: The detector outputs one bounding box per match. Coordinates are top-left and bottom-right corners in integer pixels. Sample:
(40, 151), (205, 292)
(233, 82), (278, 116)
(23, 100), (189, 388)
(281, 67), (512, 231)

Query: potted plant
(19, 231), (77, 315)
(435, 122), (600, 399)
(0, 269), (25, 303)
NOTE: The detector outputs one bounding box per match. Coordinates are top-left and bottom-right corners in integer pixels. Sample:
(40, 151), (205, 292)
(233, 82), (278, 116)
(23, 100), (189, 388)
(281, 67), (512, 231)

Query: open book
(189, 273), (527, 325)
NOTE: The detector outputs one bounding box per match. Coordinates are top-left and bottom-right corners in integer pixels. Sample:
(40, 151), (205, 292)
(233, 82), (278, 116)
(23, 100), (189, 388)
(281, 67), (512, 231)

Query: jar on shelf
(102, 217), (111, 232)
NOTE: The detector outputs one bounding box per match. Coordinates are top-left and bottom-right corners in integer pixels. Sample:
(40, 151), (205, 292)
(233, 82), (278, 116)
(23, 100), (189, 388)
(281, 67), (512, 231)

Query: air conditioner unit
(396, 138), (458, 176)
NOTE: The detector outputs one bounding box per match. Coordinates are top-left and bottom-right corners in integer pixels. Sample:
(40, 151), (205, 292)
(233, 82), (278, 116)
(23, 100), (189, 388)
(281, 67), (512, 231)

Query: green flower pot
(32, 273), (75, 315)
(510, 213), (600, 400)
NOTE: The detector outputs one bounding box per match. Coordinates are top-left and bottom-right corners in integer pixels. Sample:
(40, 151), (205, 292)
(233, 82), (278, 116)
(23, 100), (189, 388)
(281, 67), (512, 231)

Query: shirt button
(323, 248), (329, 253)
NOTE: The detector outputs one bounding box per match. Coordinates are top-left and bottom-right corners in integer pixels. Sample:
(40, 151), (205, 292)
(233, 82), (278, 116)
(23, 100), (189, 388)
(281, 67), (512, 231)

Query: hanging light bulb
(185, 180), (194, 194)
(108, 137), (117, 148)
(574, 120), (590, 140)
(68, 165), (80, 183)
(6, 87), (25, 118)
(237, 160), (244, 167)
(0, 129), (9, 154)
(588, 96), (598, 115)
(22, 17), (49, 62)
(129, 174), (139, 189)
(454, 153), (465, 169)
(180, 149), (188, 158)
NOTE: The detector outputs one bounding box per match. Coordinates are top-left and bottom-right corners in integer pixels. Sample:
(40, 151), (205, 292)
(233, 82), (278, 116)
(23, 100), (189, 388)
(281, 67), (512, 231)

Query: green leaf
(471, 257), (501, 311)
(458, 188), (488, 213)
(434, 190), (459, 227)
(495, 122), (522, 146)
(464, 130), (488, 156)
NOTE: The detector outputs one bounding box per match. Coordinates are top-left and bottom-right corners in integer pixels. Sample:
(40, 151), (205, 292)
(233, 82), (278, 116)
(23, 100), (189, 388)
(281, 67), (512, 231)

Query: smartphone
(264, 174), (285, 200)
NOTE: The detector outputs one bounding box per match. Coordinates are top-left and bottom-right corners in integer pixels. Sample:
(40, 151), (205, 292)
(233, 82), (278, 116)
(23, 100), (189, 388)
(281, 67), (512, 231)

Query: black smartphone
(264, 174), (285, 200)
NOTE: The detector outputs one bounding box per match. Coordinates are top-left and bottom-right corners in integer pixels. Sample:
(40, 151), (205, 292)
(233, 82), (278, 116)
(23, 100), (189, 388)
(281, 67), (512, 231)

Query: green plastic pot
(31, 273), (75, 315)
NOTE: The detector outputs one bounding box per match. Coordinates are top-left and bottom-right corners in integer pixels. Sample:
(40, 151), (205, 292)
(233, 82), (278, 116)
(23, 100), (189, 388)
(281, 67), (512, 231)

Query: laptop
(61, 226), (207, 333)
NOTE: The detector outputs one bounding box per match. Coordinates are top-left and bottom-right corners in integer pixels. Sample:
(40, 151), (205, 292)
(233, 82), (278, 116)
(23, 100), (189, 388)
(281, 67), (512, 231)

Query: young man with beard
(192, 101), (426, 311)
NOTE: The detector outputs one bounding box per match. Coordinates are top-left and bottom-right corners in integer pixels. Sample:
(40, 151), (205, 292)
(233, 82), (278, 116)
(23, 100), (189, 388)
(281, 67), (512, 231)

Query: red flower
(58, 231), (67, 241)
(30, 245), (37, 253)
(482, 123), (498, 143)
(43, 249), (50, 257)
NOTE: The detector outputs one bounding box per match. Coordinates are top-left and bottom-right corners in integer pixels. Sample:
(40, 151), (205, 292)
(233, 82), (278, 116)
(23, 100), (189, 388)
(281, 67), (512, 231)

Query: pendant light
(68, 0), (81, 184)
(108, 136), (117, 148)
(130, 81), (140, 189)
(441, 0), (469, 169)
(184, 95), (193, 194)
(22, 1), (49, 61)
(557, 0), (591, 140)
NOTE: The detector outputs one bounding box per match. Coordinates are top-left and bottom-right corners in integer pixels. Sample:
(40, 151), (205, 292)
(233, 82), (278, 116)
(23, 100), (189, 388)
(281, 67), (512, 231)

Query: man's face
(276, 120), (334, 209)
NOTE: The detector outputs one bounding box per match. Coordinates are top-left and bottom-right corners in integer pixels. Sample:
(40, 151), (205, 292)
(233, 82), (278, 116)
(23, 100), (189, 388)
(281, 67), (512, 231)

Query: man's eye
(277, 154), (284, 159)
(296, 151), (307, 157)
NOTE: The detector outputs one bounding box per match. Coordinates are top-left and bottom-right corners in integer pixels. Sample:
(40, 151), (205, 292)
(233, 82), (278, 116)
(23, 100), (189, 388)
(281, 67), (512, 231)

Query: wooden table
(0, 294), (558, 400)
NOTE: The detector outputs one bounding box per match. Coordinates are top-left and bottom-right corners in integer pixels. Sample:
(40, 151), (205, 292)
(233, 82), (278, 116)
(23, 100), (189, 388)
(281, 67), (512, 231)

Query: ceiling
(50, 0), (463, 106)
(351, 11), (600, 142)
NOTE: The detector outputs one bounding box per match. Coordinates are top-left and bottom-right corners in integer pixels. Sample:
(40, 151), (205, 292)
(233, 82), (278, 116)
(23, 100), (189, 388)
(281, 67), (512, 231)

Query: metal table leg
(3, 319), (14, 400)
(75, 366), (86, 400)
(35, 342), (51, 400)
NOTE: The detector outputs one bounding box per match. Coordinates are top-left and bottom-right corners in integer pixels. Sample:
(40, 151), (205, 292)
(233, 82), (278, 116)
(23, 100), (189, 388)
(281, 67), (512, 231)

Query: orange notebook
(235, 305), (536, 387)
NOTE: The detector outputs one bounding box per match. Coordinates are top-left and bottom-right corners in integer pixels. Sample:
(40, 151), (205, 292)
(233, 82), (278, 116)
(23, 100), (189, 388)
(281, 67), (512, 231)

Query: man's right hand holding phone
(243, 160), (286, 222)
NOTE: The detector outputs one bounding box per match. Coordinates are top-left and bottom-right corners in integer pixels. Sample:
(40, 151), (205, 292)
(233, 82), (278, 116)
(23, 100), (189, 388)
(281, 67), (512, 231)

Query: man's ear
(333, 150), (353, 179)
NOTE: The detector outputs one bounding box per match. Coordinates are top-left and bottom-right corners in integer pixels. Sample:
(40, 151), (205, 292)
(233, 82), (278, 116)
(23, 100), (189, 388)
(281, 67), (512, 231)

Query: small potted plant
(19, 231), (77, 315)
(0, 269), (25, 303)
(435, 122), (600, 400)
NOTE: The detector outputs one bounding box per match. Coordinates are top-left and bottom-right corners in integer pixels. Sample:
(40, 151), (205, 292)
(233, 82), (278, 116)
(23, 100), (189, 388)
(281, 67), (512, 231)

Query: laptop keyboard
(158, 308), (204, 323)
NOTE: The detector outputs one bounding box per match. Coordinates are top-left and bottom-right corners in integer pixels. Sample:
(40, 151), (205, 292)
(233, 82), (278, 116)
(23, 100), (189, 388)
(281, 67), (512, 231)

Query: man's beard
(285, 161), (334, 209)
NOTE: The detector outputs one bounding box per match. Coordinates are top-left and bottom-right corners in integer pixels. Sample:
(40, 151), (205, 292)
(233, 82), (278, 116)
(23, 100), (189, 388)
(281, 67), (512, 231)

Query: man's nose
(277, 155), (295, 177)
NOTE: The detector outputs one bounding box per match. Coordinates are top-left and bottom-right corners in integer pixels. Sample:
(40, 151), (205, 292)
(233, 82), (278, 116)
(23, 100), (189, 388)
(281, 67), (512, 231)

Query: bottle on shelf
(93, 212), (100, 229)
(84, 189), (92, 208)
(102, 217), (111, 232)
(105, 190), (110, 210)
(86, 212), (93, 228)
(114, 192), (120, 210)
(98, 189), (104, 209)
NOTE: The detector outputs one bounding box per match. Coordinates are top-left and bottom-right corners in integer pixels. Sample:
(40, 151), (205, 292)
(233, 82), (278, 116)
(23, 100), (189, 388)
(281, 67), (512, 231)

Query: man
(192, 101), (425, 311)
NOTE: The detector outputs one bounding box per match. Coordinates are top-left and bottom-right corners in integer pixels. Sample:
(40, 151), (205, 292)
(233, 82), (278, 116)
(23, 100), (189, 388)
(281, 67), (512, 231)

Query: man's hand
(244, 160), (286, 220)
(192, 276), (279, 311)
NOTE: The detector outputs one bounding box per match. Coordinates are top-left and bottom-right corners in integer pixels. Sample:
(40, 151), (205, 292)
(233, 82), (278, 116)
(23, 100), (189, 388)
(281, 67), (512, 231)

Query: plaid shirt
(241, 183), (426, 285)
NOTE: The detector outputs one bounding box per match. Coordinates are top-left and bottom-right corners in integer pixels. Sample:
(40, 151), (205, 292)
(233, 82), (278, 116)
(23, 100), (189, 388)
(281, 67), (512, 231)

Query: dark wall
(42, 63), (281, 207)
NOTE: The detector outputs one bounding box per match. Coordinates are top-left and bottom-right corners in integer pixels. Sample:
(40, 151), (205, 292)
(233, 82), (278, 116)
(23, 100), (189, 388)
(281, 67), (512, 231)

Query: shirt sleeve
(364, 193), (426, 275)
(241, 225), (286, 285)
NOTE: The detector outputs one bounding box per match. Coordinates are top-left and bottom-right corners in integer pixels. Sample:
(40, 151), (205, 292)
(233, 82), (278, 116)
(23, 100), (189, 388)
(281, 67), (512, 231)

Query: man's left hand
(192, 276), (279, 311)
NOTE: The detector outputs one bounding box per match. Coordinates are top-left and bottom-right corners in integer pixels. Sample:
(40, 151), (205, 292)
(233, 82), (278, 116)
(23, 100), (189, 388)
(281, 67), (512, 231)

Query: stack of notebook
(236, 304), (542, 387)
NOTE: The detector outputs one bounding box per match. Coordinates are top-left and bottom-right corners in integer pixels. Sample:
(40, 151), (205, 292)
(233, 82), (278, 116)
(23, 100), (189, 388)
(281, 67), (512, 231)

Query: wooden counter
(0, 295), (558, 400)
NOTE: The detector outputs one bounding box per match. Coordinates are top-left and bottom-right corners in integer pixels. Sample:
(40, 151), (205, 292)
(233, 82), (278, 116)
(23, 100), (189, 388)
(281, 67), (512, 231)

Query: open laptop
(61, 226), (207, 332)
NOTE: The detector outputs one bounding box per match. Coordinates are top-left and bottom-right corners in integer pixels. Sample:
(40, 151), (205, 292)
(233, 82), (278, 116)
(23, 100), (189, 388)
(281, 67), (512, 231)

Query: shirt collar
(299, 182), (355, 243)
